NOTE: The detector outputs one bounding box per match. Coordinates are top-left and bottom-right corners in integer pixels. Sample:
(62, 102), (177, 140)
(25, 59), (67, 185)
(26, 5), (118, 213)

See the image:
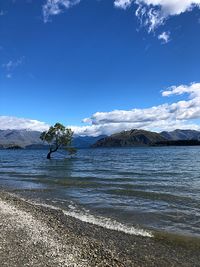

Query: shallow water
(0, 147), (200, 237)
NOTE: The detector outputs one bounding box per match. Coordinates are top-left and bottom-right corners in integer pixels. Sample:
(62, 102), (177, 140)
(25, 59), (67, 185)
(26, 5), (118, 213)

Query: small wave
(9, 193), (153, 238)
(36, 202), (153, 237)
(62, 208), (153, 237)
(39, 203), (153, 237)
(105, 189), (194, 204)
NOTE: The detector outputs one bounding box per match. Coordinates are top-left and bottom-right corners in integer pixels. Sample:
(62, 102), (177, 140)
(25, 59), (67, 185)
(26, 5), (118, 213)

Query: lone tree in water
(40, 123), (76, 159)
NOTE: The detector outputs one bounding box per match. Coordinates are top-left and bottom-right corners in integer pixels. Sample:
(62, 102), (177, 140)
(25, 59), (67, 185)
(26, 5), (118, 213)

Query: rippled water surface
(0, 147), (200, 237)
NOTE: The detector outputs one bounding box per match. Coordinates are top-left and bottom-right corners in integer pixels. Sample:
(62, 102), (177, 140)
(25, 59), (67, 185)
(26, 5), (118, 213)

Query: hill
(160, 129), (200, 140)
(0, 129), (106, 149)
(0, 129), (42, 147)
(92, 129), (166, 148)
(72, 135), (106, 148)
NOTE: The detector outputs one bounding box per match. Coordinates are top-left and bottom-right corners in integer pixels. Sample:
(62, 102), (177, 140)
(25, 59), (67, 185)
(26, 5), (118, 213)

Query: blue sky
(1, 0), (200, 135)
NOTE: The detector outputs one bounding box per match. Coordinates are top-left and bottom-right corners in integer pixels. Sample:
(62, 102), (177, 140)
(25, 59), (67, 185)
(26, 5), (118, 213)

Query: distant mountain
(160, 129), (200, 141)
(2, 128), (200, 149)
(92, 129), (166, 148)
(0, 129), (106, 149)
(0, 129), (42, 147)
(72, 135), (107, 148)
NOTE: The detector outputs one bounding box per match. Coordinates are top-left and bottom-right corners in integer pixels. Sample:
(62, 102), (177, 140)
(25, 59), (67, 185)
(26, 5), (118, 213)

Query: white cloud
(71, 82), (200, 136)
(0, 116), (49, 131)
(114, 0), (200, 31)
(2, 57), (24, 78)
(162, 82), (200, 97)
(2, 83), (200, 136)
(43, 0), (200, 37)
(158, 31), (170, 43)
(43, 0), (81, 22)
(135, 0), (200, 32)
(114, 0), (133, 9)
(70, 121), (200, 137)
(2, 57), (24, 71)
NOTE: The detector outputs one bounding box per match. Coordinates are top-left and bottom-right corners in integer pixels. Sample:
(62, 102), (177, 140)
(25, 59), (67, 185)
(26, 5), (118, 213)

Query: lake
(0, 147), (200, 238)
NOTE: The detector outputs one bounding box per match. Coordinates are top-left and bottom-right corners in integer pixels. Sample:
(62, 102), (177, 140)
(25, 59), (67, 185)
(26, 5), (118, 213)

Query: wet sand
(0, 190), (200, 267)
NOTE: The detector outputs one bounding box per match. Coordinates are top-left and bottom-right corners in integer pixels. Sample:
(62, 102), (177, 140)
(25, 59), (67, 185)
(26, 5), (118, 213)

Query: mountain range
(160, 129), (200, 141)
(92, 129), (165, 147)
(93, 129), (200, 148)
(0, 129), (106, 149)
(1, 129), (200, 149)
(0, 130), (42, 147)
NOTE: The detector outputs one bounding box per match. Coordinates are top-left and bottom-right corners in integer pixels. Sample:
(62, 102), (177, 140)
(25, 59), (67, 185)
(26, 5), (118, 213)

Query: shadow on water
(33, 157), (76, 183)
(32, 157), (107, 189)
(154, 230), (200, 250)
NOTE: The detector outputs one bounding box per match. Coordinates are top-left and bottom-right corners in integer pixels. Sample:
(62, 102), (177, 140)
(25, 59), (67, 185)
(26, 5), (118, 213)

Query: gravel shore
(0, 190), (200, 267)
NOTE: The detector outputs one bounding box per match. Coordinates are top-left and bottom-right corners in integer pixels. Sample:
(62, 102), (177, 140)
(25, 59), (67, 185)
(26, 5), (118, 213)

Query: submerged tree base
(47, 152), (51, 159)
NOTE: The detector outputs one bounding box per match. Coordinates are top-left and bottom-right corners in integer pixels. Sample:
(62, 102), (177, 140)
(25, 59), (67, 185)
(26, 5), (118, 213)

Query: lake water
(0, 147), (200, 238)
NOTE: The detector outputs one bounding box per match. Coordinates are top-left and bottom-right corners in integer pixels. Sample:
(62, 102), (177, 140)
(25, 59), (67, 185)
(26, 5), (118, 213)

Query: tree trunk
(47, 151), (52, 159)
(46, 146), (59, 159)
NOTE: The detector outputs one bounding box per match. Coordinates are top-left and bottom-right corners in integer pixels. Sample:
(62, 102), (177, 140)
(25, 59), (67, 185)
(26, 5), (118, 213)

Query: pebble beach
(0, 190), (200, 267)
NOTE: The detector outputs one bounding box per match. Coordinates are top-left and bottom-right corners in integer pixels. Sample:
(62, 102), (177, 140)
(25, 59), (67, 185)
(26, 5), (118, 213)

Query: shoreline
(0, 190), (200, 267)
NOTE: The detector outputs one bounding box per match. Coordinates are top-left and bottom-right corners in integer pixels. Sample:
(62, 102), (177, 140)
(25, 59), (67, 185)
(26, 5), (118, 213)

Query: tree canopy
(40, 123), (76, 159)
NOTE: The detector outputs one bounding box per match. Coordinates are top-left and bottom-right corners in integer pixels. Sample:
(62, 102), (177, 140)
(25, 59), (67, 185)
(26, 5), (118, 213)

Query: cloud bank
(0, 116), (49, 131)
(71, 82), (200, 136)
(115, 0), (200, 31)
(43, 0), (200, 32)
(2, 83), (200, 136)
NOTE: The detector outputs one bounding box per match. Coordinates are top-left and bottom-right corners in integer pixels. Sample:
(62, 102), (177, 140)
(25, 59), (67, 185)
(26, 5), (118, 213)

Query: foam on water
(63, 208), (153, 237)
(15, 194), (153, 238)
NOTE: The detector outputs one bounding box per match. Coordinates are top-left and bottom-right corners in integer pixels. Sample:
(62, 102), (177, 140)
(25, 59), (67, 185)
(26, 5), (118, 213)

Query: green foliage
(65, 147), (77, 156)
(40, 123), (76, 159)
